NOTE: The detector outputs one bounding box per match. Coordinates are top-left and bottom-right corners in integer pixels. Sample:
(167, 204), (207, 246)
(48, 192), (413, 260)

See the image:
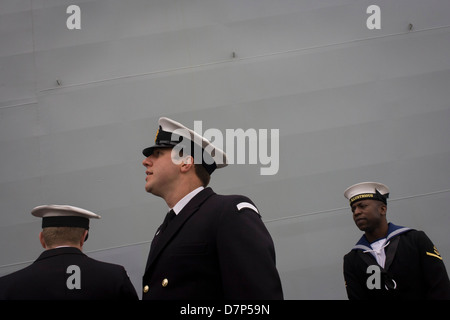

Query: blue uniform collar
(352, 222), (412, 251)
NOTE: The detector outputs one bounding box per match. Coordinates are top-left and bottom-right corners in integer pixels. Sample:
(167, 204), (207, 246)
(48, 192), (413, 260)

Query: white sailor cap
(344, 182), (390, 207)
(142, 117), (228, 175)
(31, 204), (101, 230)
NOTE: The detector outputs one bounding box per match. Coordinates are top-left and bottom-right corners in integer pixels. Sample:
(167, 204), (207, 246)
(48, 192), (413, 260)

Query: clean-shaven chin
(145, 172), (154, 192)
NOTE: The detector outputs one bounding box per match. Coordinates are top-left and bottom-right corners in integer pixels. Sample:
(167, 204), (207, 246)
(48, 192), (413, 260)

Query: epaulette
(236, 202), (260, 215)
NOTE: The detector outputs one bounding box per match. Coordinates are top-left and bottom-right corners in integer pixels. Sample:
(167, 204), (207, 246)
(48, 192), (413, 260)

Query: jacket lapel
(145, 187), (215, 272)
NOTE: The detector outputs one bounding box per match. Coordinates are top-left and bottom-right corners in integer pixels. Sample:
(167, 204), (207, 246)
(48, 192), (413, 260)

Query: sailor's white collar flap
(352, 222), (412, 252)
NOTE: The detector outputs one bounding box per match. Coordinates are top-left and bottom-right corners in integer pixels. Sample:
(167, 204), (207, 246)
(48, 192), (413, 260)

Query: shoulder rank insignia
(236, 202), (259, 214)
(426, 246), (443, 260)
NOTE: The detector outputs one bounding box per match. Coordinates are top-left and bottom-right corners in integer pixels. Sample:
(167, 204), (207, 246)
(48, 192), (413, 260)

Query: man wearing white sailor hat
(342, 182), (450, 299)
(141, 117), (283, 300)
(0, 205), (138, 300)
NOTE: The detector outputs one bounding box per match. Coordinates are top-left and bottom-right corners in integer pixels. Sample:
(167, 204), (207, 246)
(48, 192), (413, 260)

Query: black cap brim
(142, 144), (175, 157)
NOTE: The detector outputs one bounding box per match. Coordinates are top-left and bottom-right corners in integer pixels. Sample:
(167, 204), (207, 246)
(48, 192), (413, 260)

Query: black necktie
(159, 209), (176, 233)
(146, 209), (176, 270)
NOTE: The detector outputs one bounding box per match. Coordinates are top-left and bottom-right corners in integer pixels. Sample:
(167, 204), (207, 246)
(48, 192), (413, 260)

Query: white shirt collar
(171, 186), (204, 215)
(368, 238), (388, 268)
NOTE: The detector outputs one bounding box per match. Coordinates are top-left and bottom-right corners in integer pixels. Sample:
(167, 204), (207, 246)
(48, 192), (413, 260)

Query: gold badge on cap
(154, 127), (160, 143)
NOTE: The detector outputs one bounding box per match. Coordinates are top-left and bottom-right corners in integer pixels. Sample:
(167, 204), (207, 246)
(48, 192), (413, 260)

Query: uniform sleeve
(119, 267), (139, 300)
(216, 198), (284, 299)
(415, 231), (450, 299)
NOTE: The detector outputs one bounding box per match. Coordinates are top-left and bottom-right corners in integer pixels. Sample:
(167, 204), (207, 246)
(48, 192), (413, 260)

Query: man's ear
(39, 231), (47, 249)
(379, 204), (387, 216)
(80, 229), (89, 248)
(180, 156), (194, 172)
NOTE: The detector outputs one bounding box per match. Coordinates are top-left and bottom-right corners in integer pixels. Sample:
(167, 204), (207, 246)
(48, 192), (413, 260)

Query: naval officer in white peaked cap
(342, 182), (450, 299)
(0, 205), (138, 300)
(141, 117), (283, 300)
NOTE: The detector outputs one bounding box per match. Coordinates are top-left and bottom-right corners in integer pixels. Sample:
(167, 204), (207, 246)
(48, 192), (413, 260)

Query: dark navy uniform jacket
(343, 223), (450, 299)
(142, 187), (283, 300)
(0, 247), (138, 300)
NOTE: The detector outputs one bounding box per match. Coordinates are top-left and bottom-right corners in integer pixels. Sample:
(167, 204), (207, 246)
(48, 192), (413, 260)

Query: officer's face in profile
(142, 147), (180, 197)
(351, 200), (387, 233)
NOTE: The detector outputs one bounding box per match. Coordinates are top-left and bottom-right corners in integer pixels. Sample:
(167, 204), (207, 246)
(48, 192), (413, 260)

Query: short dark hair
(194, 164), (211, 187)
(42, 227), (85, 247)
